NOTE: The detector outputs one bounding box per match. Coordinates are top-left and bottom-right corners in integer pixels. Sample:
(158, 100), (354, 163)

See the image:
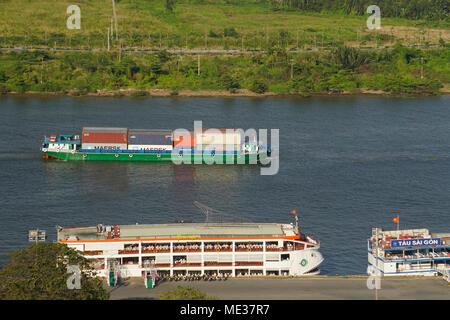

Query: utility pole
(118, 39), (122, 62)
(290, 59), (294, 79)
(107, 28), (110, 51)
(111, 18), (114, 40)
(420, 57), (424, 79)
(112, 0), (118, 41)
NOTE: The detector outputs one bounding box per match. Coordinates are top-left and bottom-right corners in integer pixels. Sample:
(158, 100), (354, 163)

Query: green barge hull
(43, 151), (260, 164)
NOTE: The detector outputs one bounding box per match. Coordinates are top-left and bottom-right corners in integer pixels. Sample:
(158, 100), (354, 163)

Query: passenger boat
(368, 227), (450, 276)
(41, 127), (270, 164)
(57, 221), (323, 280)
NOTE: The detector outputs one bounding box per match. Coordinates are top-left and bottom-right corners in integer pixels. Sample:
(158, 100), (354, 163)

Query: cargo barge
(368, 227), (450, 276)
(57, 221), (323, 280)
(41, 127), (268, 163)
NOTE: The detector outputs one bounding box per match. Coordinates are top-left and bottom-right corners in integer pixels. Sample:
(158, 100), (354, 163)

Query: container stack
(173, 132), (195, 151)
(127, 129), (173, 152)
(195, 129), (242, 153)
(81, 127), (128, 150)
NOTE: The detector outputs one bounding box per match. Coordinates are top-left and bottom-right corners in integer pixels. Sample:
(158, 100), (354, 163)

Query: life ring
(300, 259), (308, 267)
(115, 154), (119, 158)
(71, 150), (75, 154)
(129, 154), (133, 158)
(83, 153), (87, 158)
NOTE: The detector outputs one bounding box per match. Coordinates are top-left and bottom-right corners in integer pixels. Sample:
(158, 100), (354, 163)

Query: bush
(220, 74), (240, 92)
(157, 286), (217, 300)
(250, 79), (268, 94)
(0, 83), (10, 95)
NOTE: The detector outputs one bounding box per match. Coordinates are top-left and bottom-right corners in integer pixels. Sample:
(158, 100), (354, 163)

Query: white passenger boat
(368, 227), (450, 276)
(57, 221), (323, 279)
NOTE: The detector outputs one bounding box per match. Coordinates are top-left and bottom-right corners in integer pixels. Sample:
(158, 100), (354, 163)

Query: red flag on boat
(291, 210), (296, 215)
(393, 216), (399, 223)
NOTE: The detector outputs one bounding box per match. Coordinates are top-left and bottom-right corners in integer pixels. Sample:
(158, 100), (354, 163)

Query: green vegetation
(157, 285), (217, 300)
(0, 0), (448, 96)
(0, 43), (447, 96)
(0, 0), (448, 50)
(0, 243), (109, 300)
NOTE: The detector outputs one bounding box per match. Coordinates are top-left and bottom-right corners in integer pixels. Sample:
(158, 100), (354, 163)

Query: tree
(165, 0), (176, 13)
(157, 286), (217, 300)
(0, 243), (109, 300)
(250, 79), (268, 94)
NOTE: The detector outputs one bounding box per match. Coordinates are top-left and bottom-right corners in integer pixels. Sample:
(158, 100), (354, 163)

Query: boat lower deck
(43, 150), (260, 163)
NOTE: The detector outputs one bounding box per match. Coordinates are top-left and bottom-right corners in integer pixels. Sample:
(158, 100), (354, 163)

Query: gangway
(143, 260), (158, 289)
(436, 265), (450, 283)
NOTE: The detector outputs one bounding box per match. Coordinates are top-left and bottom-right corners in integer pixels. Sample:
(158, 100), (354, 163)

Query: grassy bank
(0, 44), (448, 96)
(0, 0), (448, 96)
(0, 0), (448, 51)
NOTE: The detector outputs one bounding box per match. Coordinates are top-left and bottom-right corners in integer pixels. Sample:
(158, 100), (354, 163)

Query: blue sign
(391, 238), (441, 248)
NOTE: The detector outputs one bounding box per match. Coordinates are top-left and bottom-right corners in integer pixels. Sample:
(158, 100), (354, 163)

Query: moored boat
(57, 220), (323, 279)
(368, 227), (450, 276)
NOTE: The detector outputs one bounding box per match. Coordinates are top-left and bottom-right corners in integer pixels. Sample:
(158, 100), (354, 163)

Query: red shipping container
(173, 135), (195, 147)
(82, 128), (128, 144)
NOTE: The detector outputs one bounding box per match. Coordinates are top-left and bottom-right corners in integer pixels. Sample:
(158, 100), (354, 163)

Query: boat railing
(204, 247), (233, 252)
(84, 250), (103, 256)
(235, 261), (264, 266)
(173, 262), (202, 267)
(204, 261), (233, 266)
(118, 249), (139, 255)
(173, 248), (202, 253)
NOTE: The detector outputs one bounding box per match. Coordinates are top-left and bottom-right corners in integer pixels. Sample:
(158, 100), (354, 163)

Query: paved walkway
(107, 276), (449, 300)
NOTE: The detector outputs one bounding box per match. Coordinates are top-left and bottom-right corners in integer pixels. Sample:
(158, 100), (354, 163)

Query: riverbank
(1, 44), (448, 97)
(2, 87), (449, 98)
(107, 276), (449, 300)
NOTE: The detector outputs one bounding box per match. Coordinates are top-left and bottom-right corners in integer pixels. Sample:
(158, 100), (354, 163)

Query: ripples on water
(0, 95), (449, 275)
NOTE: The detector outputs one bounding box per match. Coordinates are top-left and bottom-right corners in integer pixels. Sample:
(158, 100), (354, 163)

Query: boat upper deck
(58, 223), (299, 242)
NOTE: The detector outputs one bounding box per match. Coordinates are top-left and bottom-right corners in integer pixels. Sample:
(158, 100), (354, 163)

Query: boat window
(281, 254), (290, 261)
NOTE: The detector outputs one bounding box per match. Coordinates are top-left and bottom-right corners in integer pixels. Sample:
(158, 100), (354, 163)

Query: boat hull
(42, 150), (260, 164)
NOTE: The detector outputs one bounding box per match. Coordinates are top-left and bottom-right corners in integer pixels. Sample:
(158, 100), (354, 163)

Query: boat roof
(58, 223), (298, 242)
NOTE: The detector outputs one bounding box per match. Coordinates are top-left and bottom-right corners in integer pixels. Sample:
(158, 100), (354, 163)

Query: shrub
(250, 79), (268, 94)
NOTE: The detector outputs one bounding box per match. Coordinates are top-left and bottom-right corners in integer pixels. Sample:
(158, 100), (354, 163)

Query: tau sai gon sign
(391, 238), (441, 248)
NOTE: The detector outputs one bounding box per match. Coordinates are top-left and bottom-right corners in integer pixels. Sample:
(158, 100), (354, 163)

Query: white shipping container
(81, 143), (128, 150)
(127, 144), (173, 151)
(195, 131), (241, 145)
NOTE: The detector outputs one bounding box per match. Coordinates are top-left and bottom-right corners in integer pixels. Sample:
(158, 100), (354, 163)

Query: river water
(0, 95), (449, 275)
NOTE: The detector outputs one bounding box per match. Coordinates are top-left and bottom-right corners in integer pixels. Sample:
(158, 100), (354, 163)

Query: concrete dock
(107, 276), (449, 300)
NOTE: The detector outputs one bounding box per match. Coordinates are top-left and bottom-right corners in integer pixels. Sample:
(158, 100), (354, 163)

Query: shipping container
(82, 127), (128, 144)
(173, 133), (195, 147)
(81, 143), (128, 150)
(195, 129), (241, 145)
(128, 145), (173, 151)
(128, 129), (172, 146)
